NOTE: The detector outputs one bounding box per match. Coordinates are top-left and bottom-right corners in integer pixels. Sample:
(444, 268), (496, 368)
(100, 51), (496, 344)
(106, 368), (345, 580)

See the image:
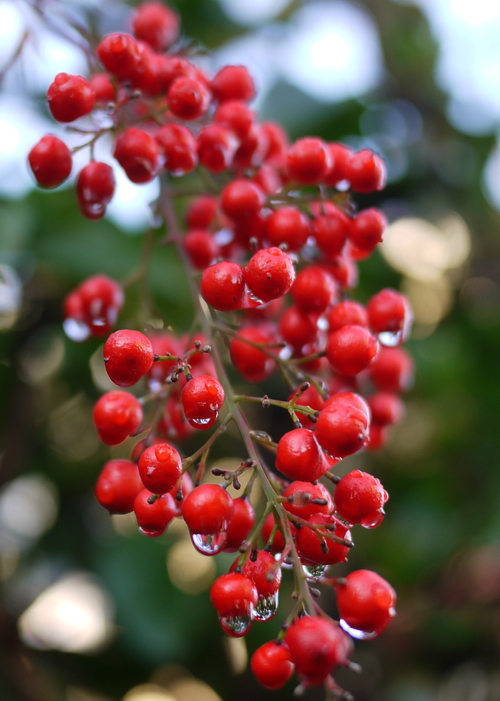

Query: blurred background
(1, 0), (500, 700)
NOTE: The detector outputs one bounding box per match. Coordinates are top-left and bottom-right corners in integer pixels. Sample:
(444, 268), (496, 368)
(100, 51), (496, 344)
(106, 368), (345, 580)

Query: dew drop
(339, 618), (377, 640)
(63, 318), (90, 342)
(191, 416), (215, 427)
(360, 509), (385, 529)
(139, 527), (165, 538)
(378, 330), (403, 347)
(191, 531), (226, 555)
(253, 592), (279, 622)
(219, 614), (253, 637)
(303, 564), (327, 579)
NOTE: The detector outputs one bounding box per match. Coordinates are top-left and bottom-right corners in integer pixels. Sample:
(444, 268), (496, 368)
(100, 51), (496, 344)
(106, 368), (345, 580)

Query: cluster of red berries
(29, 3), (415, 698)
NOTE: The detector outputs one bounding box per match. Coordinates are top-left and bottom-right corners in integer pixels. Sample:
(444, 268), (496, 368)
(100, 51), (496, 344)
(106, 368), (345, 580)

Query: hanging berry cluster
(28, 2), (415, 698)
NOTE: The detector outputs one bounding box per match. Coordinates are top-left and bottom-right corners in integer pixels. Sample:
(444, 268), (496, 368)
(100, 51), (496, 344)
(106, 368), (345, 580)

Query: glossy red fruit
(229, 327), (275, 382)
(327, 300), (368, 333)
(224, 498), (255, 552)
(367, 288), (412, 343)
(367, 392), (404, 426)
(211, 65), (255, 102)
(326, 255), (358, 289)
(221, 180), (265, 220)
(261, 513), (296, 552)
(245, 247), (295, 303)
(279, 307), (317, 349)
(181, 375), (225, 428)
(291, 385), (325, 428)
(232, 123), (269, 170)
(367, 423), (390, 451)
(214, 100), (255, 139)
(275, 429), (329, 482)
(95, 459), (143, 514)
(133, 489), (177, 537)
(334, 569), (396, 635)
(197, 124), (238, 173)
(287, 137), (332, 185)
(285, 616), (352, 683)
(200, 261), (246, 312)
(182, 483), (234, 535)
(346, 149), (386, 193)
(155, 124), (197, 175)
(186, 195), (218, 229)
(262, 121), (289, 167)
(47, 73), (95, 122)
(137, 443), (182, 495)
(89, 73), (116, 103)
(326, 325), (379, 376)
(28, 135), (72, 188)
(168, 77), (211, 121)
(183, 229), (219, 269)
(146, 332), (179, 388)
(324, 391), (371, 419)
(349, 208), (387, 252)
(93, 390), (143, 445)
(334, 470), (388, 528)
(324, 142), (353, 187)
(104, 330), (154, 387)
(369, 347), (414, 393)
(312, 207), (350, 257)
(283, 481), (333, 520)
(291, 266), (336, 315)
(251, 641), (294, 690)
(296, 513), (351, 566)
(132, 1), (179, 52)
(168, 471), (193, 516)
(254, 164), (282, 194)
(315, 398), (370, 458)
(210, 573), (258, 636)
(232, 550), (282, 599)
(65, 274), (124, 337)
(266, 207), (310, 251)
(114, 127), (159, 183)
(76, 162), (115, 219)
(97, 33), (140, 79)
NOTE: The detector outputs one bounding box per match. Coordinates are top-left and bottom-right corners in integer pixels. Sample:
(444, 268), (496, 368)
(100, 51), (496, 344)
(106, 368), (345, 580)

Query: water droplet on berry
(339, 619), (377, 640)
(303, 564), (327, 579)
(139, 527), (164, 538)
(190, 416), (216, 427)
(219, 614), (253, 637)
(63, 318), (90, 342)
(378, 330), (403, 347)
(360, 508), (385, 529)
(253, 592), (279, 622)
(191, 531), (226, 555)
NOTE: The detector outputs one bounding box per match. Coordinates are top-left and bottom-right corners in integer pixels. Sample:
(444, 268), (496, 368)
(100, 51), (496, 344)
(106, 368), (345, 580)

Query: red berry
(245, 247), (295, 303)
(168, 471), (194, 516)
(197, 124), (238, 173)
(315, 398), (370, 458)
(324, 142), (353, 187)
(65, 274), (124, 337)
(182, 483), (234, 536)
(266, 207), (310, 251)
(95, 459), (144, 514)
(327, 300), (368, 333)
(214, 100), (255, 140)
(211, 65), (255, 103)
(47, 73), (95, 122)
(346, 149), (386, 193)
(312, 207), (349, 257)
(93, 390), (143, 445)
(287, 137), (332, 185)
(367, 288), (412, 343)
(291, 385), (325, 428)
(261, 513), (296, 552)
(367, 423), (390, 451)
(183, 229), (219, 269)
(285, 616), (351, 683)
(137, 443), (182, 495)
(283, 481), (333, 520)
(221, 180), (265, 220)
(114, 127), (159, 184)
(133, 489), (177, 537)
(210, 573), (258, 636)
(155, 123), (197, 175)
(146, 331), (179, 387)
(168, 77), (211, 121)
(76, 161), (115, 219)
(97, 33), (140, 79)
(253, 164), (282, 194)
(28, 135), (72, 188)
(89, 73), (116, 103)
(326, 255), (358, 289)
(367, 392), (404, 426)
(224, 498), (255, 552)
(296, 513), (351, 565)
(291, 266), (336, 315)
(334, 470), (388, 528)
(132, 1), (179, 52)
(232, 124), (269, 170)
(251, 641), (294, 690)
(334, 569), (396, 635)
(324, 391), (370, 419)
(262, 121), (289, 167)
(181, 375), (225, 428)
(231, 550), (281, 605)
(349, 208), (387, 252)
(229, 327), (275, 382)
(275, 429), (329, 482)
(369, 347), (414, 393)
(326, 325), (379, 376)
(200, 261), (246, 312)
(279, 307), (317, 349)
(186, 195), (218, 229)
(103, 329), (155, 387)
